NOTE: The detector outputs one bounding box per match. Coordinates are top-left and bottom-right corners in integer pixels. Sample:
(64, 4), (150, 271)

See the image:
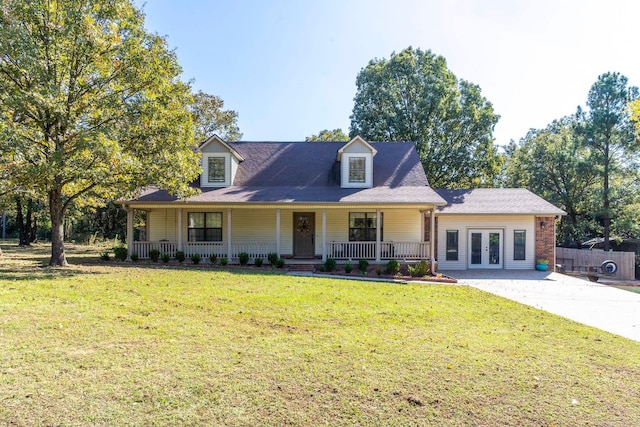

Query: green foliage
(267, 253), (278, 266)
(113, 247), (128, 262)
(190, 253), (201, 265)
(305, 129), (349, 142)
(149, 249), (160, 263)
(161, 253), (170, 264)
(323, 258), (337, 272)
(376, 267), (383, 276)
(130, 252), (139, 262)
(191, 90), (242, 142)
(254, 258), (263, 267)
(386, 259), (400, 275)
(275, 258), (286, 269)
(209, 254), (218, 265)
(408, 260), (430, 277)
(350, 47), (502, 188)
(358, 258), (369, 274)
(100, 251), (111, 261)
(0, 0), (202, 266)
(220, 257), (228, 266)
(343, 262), (353, 273)
(238, 252), (249, 266)
(175, 251), (185, 263)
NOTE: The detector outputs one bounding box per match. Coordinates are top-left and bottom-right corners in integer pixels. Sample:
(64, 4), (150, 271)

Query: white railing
(131, 241), (177, 258)
(231, 242), (276, 260)
(326, 241), (430, 260)
(184, 242), (226, 258)
(130, 241), (276, 260)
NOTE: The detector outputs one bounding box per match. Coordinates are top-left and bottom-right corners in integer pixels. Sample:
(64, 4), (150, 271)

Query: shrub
(149, 249), (160, 263)
(408, 260), (429, 277)
(344, 262), (353, 274)
(386, 259), (400, 275)
(100, 251), (111, 261)
(190, 253), (201, 264)
(276, 258), (286, 269)
(254, 258), (264, 267)
(238, 252), (250, 266)
(358, 258), (369, 274)
(161, 253), (170, 264)
(130, 252), (139, 262)
(324, 258), (337, 272)
(220, 257), (228, 266)
(319, 265), (327, 272)
(175, 251), (185, 263)
(113, 246), (127, 262)
(267, 252), (278, 266)
(376, 267), (383, 276)
(209, 254), (218, 264)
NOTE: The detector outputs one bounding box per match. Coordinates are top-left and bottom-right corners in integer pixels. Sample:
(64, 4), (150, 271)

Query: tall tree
(0, 0), (200, 266)
(305, 128), (349, 142)
(581, 72), (639, 251)
(191, 90), (242, 142)
(350, 47), (501, 188)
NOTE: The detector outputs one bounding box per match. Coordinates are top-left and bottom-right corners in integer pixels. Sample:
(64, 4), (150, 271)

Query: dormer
(337, 136), (377, 188)
(196, 135), (244, 188)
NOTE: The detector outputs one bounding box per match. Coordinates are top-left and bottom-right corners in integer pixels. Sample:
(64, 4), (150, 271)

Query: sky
(137, 0), (640, 146)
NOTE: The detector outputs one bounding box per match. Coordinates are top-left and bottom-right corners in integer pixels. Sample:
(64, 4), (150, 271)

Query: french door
(468, 229), (503, 269)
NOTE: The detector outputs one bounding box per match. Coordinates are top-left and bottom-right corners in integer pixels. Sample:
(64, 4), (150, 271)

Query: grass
(1, 244), (640, 426)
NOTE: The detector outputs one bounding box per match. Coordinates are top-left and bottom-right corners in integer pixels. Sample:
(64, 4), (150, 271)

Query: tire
(601, 260), (617, 274)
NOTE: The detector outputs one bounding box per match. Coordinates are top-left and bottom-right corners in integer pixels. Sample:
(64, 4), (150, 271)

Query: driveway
(440, 270), (640, 342)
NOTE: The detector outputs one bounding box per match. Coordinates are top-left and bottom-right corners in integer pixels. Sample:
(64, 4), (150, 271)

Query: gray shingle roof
(132, 141), (446, 205)
(435, 188), (566, 215)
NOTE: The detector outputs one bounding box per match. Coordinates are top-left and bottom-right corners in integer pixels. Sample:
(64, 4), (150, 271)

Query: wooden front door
(293, 212), (315, 258)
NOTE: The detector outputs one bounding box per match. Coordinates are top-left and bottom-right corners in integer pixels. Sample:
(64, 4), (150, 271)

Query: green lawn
(1, 244), (639, 426)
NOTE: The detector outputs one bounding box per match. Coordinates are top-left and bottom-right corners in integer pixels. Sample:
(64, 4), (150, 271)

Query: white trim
(177, 209), (183, 251)
(201, 153), (232, 187)
(337, 135), (377, 161)
(227, 209), (232, 260)
(196, 134), (244, 161)
(341, 153), (373, 188)
(276, 209), (281, 257)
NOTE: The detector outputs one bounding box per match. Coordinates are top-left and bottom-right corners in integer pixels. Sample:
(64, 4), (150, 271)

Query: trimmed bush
(190, 253), (201, 264)
(358, 258), (369, 274)
(254, 258), (264, 267)
(113, 246), (127, 261)
(161, 253), (170, 264)
(324, 258), (337, 272)
(268, 252), (278, 266)
(149, 249), (160, 263)
(376, 267), (383, 276)
(238, 252), (250, 266)
(175, 251), (185, 263)
(386, 259), (400, 275)
(100, 251), (111, 261)
(344, 262), (353, 274)
(220, 257), (228, 266)
(408, 260), (429, 277)
(130, 252), (139, 262)
(276, 258), (286, 269)
(209, 254), (218, 265)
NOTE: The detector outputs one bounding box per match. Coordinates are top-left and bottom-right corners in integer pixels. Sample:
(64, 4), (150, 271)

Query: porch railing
(131, 241), (177, 258)
(325, 241), (430, 261)
(129, 241), (276, 260)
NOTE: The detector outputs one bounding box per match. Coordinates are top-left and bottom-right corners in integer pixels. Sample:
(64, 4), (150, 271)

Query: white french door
(468, 229), (503, 269)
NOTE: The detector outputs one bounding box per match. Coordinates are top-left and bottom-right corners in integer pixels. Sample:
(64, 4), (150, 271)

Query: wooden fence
(555, 247), (636, 281)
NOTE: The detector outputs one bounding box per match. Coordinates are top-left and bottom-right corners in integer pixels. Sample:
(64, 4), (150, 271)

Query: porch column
(227, 208), (233, 261)
(276, 208), (281, 257)
(375, 209), (381, 262)
(322, 209), (327, 261)
(177, 208), (183, 251)
(126, 207), (134, 260)
(430, 209), (436, 271)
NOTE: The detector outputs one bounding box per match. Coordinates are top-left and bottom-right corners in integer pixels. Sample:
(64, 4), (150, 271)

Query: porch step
(287, 264), (318, 272)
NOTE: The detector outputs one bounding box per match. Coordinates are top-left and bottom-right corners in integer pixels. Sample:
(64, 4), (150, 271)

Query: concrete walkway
(440, 270), (640, 342)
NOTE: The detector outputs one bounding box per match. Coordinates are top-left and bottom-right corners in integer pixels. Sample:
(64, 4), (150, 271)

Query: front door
(293, 212), (315, 258)
(468, 229), (503, 269)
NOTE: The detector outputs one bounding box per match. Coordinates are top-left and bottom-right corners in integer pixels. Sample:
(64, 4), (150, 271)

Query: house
(121, 135), (565, 270)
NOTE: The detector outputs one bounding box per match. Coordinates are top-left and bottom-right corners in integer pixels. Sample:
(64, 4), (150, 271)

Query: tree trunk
(49, 189), (68, 266)
(15, 197), (29, 246)
(603, 142), (610, 252)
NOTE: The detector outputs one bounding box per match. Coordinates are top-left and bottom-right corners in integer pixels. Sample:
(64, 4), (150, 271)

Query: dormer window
(348, 157), (366, 183)
(208, 157), (226, 183)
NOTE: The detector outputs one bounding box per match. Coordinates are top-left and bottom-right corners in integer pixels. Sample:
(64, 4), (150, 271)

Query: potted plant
(536, 258), (549, 271)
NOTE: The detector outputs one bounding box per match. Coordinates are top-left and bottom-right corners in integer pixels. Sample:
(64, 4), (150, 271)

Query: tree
(191, 90), (242, 142)
(581, 72), (639, 251)
(0, 0), (200, 266)
(350, 47), (501, 188)
(305, 129), (349, 142)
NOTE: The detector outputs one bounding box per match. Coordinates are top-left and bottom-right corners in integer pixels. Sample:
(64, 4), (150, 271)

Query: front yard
(1, 244), (639, 426)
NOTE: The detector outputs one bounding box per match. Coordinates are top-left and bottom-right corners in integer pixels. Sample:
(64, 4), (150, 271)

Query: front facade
(122, 136), (564, 270)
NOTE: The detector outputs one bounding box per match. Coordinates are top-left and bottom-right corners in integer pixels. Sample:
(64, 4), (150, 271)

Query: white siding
(200, 139), (229, 153)
(341, 153), (373, 188)
(384, 209), (422, 242)
(148, 209), (176, 241)
(436, 215), (535, 270)
(342, 139), (372, 154)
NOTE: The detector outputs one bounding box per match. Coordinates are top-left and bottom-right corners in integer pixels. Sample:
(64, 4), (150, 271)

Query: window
(446, 230), (458, 261)
(207, 157), (225, 183)
(514, 230), (526, 260)
(348, 157), (366, 183)
(188, 212), (222, 242)
(349, 212), (382, 241)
